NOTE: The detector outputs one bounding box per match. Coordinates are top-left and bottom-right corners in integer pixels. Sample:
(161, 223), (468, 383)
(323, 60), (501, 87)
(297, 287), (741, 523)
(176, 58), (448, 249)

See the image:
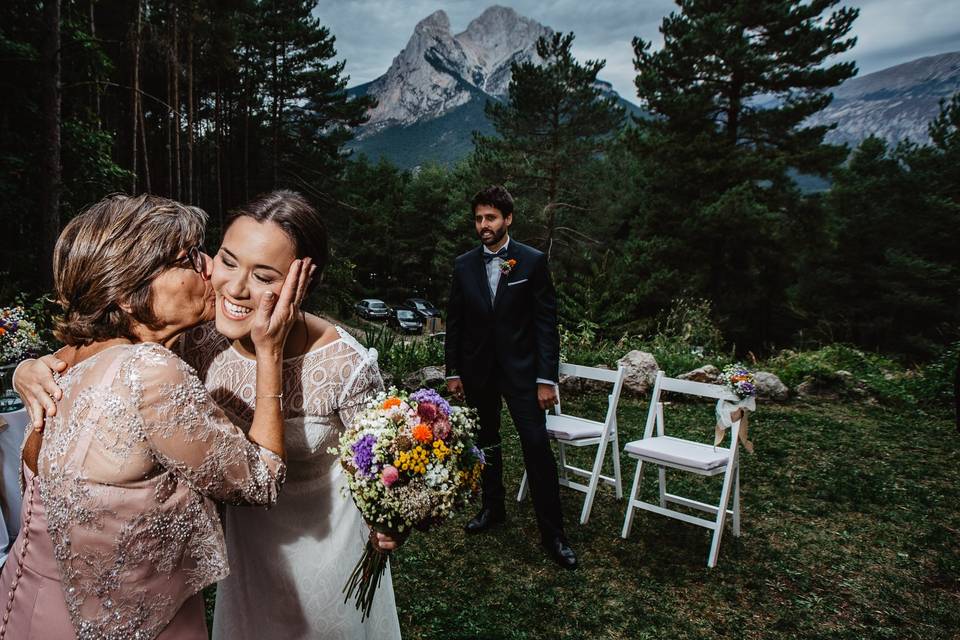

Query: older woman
(0, 194), (310, 639)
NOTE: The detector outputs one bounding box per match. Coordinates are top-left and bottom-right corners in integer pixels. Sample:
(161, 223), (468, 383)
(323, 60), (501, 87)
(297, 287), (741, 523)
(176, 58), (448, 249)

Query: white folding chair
(621, 371), (747, 568)
(517, 363), (626, 524)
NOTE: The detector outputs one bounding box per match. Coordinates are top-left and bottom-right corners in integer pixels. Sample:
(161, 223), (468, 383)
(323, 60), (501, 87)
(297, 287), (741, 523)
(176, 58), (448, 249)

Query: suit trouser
(466, 379), (565, 541)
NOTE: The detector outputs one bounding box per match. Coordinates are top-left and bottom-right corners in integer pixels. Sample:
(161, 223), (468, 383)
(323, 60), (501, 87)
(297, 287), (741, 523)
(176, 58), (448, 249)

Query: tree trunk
(171, 0), (181, 200)
(138, 97), (151, 192)
(89, 0), (101, 128)
(243, 51), (250, 202)
(271, 37), (280, 185)
(215, 73), (224, 227)
(186, 2), (194, 203)
(39, 0), (61, 289)
(130, 0), (142, 192)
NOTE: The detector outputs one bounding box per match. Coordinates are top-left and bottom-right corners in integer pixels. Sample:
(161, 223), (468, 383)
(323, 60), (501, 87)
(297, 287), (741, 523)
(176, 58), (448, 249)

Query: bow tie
(483, 248), (508, 263)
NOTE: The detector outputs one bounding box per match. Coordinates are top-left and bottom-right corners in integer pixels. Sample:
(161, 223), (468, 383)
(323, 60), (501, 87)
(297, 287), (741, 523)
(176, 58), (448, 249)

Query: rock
(678, 364), (720, 384)
(753, 371), (789, 402)
(795, 377), (839, 400)
(616, 351), (659, 397)
(402, 365), (446, 391)
(559, 364), (611, 396)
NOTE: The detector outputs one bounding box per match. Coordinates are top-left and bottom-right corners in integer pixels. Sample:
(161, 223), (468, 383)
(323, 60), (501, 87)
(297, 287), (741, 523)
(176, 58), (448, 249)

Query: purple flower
(470, 445), (486, 465)
(351, 433), (378, 478)
(410, 389), (451, 416)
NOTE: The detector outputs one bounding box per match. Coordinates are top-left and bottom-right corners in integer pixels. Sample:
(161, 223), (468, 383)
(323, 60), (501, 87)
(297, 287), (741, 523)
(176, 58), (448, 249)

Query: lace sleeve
(133, 348), (286, 506)
(336, 348), (385, 431)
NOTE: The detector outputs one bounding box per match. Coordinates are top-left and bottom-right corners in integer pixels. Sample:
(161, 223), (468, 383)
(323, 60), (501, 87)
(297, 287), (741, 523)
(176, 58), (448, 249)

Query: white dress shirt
(483, 237), (511, 300)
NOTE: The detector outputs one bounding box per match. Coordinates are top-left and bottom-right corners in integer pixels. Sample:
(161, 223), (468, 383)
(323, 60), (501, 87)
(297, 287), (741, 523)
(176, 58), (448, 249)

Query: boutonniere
(499, 258), (517, 275)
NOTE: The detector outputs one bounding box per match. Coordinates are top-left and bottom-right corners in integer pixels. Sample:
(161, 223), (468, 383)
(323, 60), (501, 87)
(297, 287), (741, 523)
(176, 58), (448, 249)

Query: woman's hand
(370, 528), (408, 553)
(250, 258), (314, 357)
(13, 355), (67, 431)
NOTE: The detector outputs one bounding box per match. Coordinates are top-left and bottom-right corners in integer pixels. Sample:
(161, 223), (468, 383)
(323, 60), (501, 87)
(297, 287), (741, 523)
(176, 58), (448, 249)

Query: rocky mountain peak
(356, 6), (551, 133)
(414, 9), (451, 35)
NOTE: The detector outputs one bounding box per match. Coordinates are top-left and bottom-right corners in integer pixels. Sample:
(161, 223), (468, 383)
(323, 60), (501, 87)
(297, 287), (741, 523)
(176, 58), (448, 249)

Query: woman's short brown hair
(225, 190), (328, 293)
(53, 193), (207, 346)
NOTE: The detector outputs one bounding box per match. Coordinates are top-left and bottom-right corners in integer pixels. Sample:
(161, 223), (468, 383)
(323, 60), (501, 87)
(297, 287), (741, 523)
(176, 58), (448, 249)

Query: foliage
(626, 0), (859, 348)
(358, 326), (445, 385)
(474, 32), (624, 259)
(791, 132), (960, 357)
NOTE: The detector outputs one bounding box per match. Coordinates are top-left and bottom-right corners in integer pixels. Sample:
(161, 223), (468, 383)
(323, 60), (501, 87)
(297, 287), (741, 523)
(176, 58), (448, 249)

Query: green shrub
(360, 325), (444, 384)
(907, 340), (958, 414)
(765, 344), (925, 406)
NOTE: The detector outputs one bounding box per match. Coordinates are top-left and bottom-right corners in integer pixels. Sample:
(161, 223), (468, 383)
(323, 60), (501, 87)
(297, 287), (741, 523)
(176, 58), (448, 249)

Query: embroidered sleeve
(134, 348), (286, 506)
(336, 346), (385, 431)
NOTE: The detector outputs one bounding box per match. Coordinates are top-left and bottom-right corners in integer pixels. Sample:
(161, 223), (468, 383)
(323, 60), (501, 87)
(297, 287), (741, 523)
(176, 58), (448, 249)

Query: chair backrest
(642, 371), (740, 440)
(555, 363), (626, 428)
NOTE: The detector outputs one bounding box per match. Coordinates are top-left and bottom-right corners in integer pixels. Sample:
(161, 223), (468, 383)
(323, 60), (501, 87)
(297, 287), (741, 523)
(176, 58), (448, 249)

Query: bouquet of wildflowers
(332, 387), (483, 619)
(0, 307), (45, 367)
(718, 363), (757, 399)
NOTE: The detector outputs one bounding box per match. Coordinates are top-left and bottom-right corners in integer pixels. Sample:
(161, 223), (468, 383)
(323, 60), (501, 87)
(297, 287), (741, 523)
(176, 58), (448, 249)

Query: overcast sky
(313, 0), (960, 101)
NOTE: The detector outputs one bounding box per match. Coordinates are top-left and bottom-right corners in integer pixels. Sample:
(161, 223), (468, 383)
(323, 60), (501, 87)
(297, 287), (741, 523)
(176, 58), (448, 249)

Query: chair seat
(545, 414), (605, 441)
(624, 436), (729, 471)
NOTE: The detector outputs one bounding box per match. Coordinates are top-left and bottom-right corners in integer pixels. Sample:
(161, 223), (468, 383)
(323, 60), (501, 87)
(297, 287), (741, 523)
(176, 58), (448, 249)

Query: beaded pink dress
(0, 343), (286, 640)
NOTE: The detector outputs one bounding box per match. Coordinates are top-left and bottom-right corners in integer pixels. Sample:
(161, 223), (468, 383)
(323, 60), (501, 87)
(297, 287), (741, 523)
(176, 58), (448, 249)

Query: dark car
(355, 298), (390, 321)
(389, 307), (424, 334)
(403, 298), (441, 321)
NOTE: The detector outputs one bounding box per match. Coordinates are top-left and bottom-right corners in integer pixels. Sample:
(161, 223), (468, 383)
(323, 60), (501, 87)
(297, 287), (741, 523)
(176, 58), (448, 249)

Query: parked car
(388, 307), (424, 334)
(355, 298), (390, 321)
(403, 298), (441, 321)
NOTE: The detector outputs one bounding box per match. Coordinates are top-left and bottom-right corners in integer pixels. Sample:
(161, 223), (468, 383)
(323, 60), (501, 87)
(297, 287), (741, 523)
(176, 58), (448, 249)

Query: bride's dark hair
(225, 190), (328, 293)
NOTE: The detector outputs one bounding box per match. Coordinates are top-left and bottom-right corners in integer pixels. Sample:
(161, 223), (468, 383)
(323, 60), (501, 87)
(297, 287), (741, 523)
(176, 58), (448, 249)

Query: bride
(17, 190), (403, 639)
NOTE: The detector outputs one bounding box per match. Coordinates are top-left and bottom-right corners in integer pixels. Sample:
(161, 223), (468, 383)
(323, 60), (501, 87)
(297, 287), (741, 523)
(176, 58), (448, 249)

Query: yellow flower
(432, 439), (450, 461)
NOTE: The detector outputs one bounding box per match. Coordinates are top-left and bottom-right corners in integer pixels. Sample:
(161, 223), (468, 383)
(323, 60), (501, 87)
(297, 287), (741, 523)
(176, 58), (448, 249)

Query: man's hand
(537, 383), (558, 411)
(446, 377), (464, 400)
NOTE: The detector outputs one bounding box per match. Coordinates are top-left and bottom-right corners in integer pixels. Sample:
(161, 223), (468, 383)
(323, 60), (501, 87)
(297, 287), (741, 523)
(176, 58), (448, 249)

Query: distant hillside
(809, 51), (960, 148)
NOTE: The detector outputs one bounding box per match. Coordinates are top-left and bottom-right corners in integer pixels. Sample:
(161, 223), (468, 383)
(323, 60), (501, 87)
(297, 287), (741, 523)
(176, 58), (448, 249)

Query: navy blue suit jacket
(444, 240), (560, 394)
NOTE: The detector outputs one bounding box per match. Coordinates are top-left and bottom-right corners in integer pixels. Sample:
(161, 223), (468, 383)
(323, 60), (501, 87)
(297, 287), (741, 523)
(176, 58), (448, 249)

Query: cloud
(316, 1), (960, 97)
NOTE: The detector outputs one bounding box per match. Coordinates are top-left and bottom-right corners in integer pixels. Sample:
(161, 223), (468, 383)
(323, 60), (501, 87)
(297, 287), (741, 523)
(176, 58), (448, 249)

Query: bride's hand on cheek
(250, 258), (315, 356)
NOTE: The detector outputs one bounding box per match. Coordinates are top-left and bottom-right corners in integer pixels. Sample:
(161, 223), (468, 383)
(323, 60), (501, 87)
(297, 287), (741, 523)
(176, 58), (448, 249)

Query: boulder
(678, 364), (720, 384)
(795, 377), (839, 400)
(752, 371), (789, 402)
(559, 364), (611, 396)
(402, 365), (446, 391)
(616, 350), (659, 397)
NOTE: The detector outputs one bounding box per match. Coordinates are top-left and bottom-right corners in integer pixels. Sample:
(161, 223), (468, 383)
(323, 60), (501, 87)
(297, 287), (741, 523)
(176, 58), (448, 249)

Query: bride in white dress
(181, 191), (402, 639)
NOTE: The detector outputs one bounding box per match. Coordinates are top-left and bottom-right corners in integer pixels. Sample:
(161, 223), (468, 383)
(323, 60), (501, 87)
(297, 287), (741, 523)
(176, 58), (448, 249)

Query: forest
(1, 0), (958, 363)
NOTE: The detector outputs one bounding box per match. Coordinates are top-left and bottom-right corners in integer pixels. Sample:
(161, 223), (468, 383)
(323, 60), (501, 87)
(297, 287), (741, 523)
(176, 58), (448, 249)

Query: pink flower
(417, 401), (438, 422)
(381, 465), (399, 487)
(432, 416), (452, 441)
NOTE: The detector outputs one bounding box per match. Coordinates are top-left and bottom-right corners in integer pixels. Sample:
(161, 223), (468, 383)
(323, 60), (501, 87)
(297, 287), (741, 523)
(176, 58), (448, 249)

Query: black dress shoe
(542, 536), (578, 569)
(464, 507), (506, 534)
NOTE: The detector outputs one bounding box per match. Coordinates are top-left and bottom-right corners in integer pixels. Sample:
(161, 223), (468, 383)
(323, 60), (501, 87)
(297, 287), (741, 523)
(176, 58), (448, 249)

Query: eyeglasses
(171, 245), (206, 274)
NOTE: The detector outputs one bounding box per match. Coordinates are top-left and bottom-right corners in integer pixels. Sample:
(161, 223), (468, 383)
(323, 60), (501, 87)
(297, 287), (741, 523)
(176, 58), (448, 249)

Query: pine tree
(474, 32), (624, 259)
(258, 0), (374, 192)
(628, 0), (859, 347)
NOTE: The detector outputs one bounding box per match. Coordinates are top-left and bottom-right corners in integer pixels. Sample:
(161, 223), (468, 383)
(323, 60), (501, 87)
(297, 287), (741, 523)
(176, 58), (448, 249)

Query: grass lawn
(388, 395), (960, 639)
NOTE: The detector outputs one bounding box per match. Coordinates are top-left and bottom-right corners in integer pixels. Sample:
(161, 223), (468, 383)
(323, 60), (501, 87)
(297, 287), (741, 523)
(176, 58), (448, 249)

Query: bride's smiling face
(211, 216), (298, 341)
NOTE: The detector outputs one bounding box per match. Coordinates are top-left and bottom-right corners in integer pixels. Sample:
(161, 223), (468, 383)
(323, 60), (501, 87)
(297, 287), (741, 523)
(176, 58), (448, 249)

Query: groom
(445, 185), (576, 569)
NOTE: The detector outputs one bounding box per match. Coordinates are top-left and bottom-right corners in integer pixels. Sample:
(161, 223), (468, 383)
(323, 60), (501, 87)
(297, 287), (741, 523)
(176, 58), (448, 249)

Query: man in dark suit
(445, 185), (576, 569)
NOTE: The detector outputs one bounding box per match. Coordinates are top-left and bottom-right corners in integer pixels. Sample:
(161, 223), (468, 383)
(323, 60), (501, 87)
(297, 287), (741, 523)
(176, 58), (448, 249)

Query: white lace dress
(181, 323), (402, 640)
